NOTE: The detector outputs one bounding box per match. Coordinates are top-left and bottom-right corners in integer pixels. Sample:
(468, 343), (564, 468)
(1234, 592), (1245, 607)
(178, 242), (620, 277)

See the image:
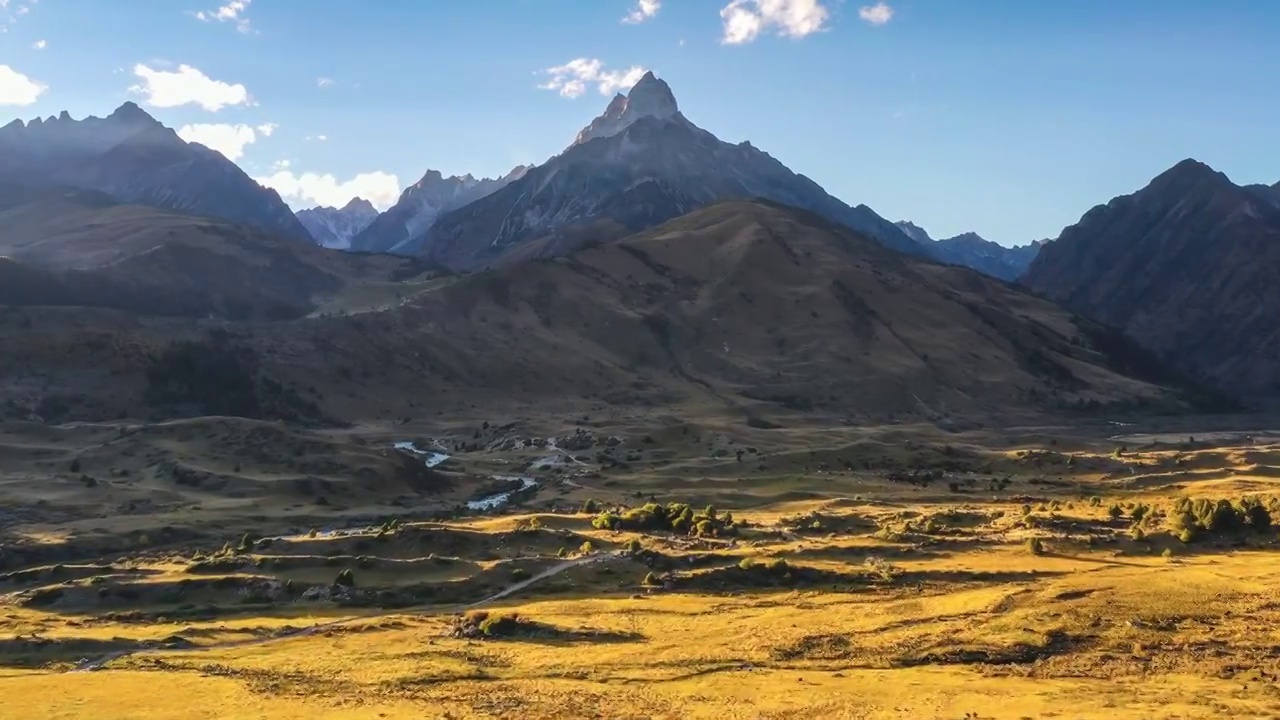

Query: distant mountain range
(0, 103), (310, 242)
(895, 221), (1042, 281)
(297, 198), (379, 250)
(1024, 159), (1280, 395)
(350, 167), (530, 254)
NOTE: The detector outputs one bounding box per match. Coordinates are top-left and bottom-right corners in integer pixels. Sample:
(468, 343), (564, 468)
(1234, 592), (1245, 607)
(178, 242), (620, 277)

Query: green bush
(1106, 505), (1124, 520)
(511, 567), (530, 580)
(335, 568), (356, 587)
(642, 571), (660, 587)
(582, 499), (599, 514)
(1026, 537), (1045, 555)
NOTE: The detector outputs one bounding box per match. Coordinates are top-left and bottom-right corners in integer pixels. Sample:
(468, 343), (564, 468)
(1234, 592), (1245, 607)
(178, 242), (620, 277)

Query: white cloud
(305, 134), (328, 142)
(256, 170), (401, 211)
(177, 123), (260, 160)
(31, 39), (45, 49)
(316, 77), (334, 88)
(622, 0), (660, 24)
(195, 0), (251, 33)
(539, 58), (647, 99)
(858, 2), (893, 25)
(719, 0), (830, 44)
(0, 64), (45, 106)
(255, 122), (277, 136)
(131, 63), (249, 111)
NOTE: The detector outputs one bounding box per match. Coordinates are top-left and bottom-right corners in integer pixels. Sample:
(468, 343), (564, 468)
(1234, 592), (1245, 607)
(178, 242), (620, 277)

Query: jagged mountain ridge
(0, 103), (310, 241)
(1023, 158), (1280, 395)
(297, 198), (379, 250)
(350, 166), (530, 254)
(416, 72), (927, 270)
(894, 221), (1041, 281)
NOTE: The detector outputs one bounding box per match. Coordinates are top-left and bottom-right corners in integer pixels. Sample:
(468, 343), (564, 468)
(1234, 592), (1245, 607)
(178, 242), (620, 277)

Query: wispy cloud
(720, 0), (830, 44)
(195, 0), (252, 33)
(0, 64), (45, 106)
(31, 39), (45, 49)
(538, 58), (647, 99)
(131, 63), (250, 111)
(622, 0), (660, 24)
(305, 134), (328, 142)
(858, 2), (893, 25)
(256, 169), (401, 211)
(316, 77), (335, 89)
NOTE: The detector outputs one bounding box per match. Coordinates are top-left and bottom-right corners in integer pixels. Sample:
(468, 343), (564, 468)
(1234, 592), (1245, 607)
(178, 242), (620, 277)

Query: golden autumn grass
(4, 426), (1280, 719)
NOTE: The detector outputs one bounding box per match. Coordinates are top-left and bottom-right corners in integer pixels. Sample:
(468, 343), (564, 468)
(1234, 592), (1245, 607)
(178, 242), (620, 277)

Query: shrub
(1026, 537), (1045, 555)
(738, 557), (754, 571)
(579, 541), (595, 555)
(582, 499), (599, 514)
(1130, 525), (1147, 542)
(238, 533), (258, 552)
(1107, 504), (1124, 520)
(556, 547), (567, 558)
(308, 528), (319, 539)
(335, 569), (356, 587)
(70, 458), (82, 473)
(642, 571), (660, 587)
(511, 567), (530, 580)
(1131, 504), (1150, 523)
(625, 539), (642, 555)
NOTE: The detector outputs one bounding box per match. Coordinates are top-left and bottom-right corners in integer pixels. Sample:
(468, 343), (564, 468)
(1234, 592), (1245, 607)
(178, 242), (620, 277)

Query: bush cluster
(1167, 497), (1272, 542)
(449, 610), (530, 639)
(592, 503), (737, 537)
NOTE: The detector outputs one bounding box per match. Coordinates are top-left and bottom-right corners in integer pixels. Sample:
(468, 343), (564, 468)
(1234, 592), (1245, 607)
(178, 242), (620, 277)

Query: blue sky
(2, 0), (1279, 246)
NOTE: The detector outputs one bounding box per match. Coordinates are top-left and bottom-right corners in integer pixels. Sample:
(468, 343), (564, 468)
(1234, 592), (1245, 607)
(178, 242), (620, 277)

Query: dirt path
(70, 551), (621, 673)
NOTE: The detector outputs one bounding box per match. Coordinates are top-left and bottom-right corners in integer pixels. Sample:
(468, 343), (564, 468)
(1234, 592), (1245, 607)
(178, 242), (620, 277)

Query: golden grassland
(4, 427), (1280, 718)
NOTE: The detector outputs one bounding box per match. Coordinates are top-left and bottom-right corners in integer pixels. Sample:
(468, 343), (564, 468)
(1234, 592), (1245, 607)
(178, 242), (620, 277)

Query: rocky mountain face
(296, 198), (379, 250)
(1023, 159), (1280, 396)
(350, 166), (530, 254)
(0, 103), (310, 241)
(895, 221), (1041, 281)
(417, 72), (926, 270)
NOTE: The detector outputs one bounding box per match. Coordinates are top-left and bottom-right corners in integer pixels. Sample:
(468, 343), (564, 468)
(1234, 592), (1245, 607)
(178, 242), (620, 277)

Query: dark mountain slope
(1023, 159), (1280, 395)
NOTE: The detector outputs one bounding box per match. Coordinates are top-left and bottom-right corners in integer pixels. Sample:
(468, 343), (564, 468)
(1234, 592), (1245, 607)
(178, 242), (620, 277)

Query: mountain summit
(418, 72), (926, 269)
(0, 103), (308, 241)
(296, 197), (379, 250)
(573, 71), (682, 147)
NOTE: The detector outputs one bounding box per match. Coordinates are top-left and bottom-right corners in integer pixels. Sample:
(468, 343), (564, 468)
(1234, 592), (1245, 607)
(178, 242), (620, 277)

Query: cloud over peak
(858, 2), (894, 25)
(196, 0), (252, 33)
(622, 0), (660, 24)
(256, 169), (401, 211)
(720, 0), (830, 44)
(539, 58), (647, 99)
(131, 63), (249, 111)
(0, 64), (45, 106)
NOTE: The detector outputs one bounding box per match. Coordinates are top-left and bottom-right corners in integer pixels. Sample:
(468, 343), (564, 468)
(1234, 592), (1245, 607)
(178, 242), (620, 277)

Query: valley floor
(2, 416), (1280, 719)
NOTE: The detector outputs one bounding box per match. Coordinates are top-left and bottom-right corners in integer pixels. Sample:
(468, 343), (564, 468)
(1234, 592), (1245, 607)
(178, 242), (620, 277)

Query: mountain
(3, 200), (1220, 425)
(296, 198), (379, 250)
(1023, 159), (1280, 395)
(416, 72), (927, 270)
(894, 221), (1041, 281)
(350, 167), (530, 254)
(0, 103), (310, 241)
(0, 184), (435, 320)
